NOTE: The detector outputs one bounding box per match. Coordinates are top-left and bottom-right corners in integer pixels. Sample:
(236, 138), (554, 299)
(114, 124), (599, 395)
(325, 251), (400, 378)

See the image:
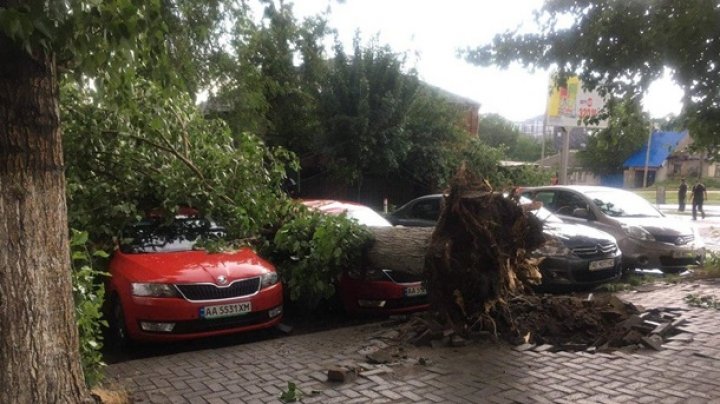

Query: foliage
(69, 229), (108, 387)
(401, 85), (470, 190)
(318, 35), (420, 187)
(465, 0), (720, 153)
(62, 79), (297, 248)
(279, 381), (302, 402)
(511, 135), (542, 162)
(478, 113), (520, 150)
(212, 1), (328, 152)
(270, 209), (372, 306)
(499, 165), (550, 188)
(577, 98), (650, 176)
(684, 293), (720, 310)
(477, 113), (542, 162)
(453, 138), (506, 187)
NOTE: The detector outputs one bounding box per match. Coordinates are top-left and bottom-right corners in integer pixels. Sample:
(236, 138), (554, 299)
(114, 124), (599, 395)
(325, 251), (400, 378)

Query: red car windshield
(120, 218), (226, 254)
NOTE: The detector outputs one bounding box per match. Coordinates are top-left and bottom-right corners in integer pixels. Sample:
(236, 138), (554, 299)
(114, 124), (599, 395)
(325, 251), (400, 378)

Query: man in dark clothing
(678, 178), (688, 212)
(692, 181), (707, 220)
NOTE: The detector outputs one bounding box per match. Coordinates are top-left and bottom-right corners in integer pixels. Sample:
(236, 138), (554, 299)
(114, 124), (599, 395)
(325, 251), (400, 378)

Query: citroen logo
(216, 275), (228, 286)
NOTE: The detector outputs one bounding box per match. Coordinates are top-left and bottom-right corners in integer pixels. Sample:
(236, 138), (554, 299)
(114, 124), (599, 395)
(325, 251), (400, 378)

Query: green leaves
(69, 229), (109, 387)
(465, 0), (720, 152)
(63, 79), (297, 247)
(577, 98), (650, 176)
(270, 209), (372, 306)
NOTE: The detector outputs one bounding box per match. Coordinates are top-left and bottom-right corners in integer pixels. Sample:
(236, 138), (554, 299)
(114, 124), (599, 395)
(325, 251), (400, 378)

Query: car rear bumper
(122, 283), (283, 342)
(338, 276), (429, 315)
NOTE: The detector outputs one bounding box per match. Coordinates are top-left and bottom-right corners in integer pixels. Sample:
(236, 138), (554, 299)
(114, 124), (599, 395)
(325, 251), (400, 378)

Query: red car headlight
(261, 272), (279, 288)
(131, 283), (180, 298)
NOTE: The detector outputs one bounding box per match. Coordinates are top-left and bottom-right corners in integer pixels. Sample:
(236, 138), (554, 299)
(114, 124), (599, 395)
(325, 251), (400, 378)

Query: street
(658, 204), (720, 252)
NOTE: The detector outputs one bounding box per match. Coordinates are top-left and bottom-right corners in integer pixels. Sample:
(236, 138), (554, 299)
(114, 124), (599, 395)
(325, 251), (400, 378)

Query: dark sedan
(388, 194), (622, 288)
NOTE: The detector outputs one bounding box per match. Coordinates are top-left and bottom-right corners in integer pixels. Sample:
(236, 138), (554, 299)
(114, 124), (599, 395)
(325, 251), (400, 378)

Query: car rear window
(120, 218), (226, 253)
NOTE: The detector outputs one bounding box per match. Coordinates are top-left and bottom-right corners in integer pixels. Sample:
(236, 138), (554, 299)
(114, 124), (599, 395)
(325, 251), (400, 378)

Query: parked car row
(107, 186), (704, 345)
(107, 202), (428, 345)
(520, 186), (705, 273)
(388, 193), (624, 289)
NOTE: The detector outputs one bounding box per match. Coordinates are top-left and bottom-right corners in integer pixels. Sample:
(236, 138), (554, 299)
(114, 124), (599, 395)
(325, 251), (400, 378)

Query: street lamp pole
(642, 127), (654, 188)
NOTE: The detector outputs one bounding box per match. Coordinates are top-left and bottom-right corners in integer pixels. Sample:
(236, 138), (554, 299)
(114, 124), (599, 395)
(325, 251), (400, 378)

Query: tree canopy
(477, 113), (542, 162)
(577, 97), (650, 176)
(465, 0), (720, 153)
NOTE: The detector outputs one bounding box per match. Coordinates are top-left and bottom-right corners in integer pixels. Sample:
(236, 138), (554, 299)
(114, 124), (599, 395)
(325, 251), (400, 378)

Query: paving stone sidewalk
(106, 280), (720, 403)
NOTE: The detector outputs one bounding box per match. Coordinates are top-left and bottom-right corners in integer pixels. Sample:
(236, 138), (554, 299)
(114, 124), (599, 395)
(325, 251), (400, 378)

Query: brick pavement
(106, 279), (720, 403)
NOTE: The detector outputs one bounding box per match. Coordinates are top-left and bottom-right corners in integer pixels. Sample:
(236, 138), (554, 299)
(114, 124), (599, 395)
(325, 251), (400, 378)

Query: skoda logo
(216, 275), (228, 286)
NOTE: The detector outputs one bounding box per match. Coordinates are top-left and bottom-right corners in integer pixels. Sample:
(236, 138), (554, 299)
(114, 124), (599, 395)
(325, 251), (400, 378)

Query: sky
(264, 0), (684, 122)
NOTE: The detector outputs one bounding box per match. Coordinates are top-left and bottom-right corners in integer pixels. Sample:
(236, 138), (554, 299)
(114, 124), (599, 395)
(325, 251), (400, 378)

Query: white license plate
(589, 258), (615, 271)
(200, 302), (252, 319)
(405, 285), (427, 297)
(672, 250), (695, 259)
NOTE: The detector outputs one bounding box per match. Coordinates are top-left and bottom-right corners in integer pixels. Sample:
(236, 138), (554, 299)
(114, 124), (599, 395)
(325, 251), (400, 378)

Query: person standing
(692, 181), (707, 220)
(678, 178), (688, 212)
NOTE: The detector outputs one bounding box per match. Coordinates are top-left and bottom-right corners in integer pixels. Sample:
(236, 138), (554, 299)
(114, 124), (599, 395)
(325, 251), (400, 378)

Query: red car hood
(114, 248), (274, 284)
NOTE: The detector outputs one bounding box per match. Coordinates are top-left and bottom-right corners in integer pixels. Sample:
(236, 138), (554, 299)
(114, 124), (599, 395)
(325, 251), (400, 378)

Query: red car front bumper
(120, 283), (283, 342)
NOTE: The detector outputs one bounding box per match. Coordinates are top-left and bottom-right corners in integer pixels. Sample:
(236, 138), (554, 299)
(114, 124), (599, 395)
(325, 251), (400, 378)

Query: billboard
(546, 76), (607, 128)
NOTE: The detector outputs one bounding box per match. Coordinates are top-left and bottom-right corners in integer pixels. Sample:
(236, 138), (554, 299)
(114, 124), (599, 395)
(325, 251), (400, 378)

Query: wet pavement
(106, 280), (720, 403)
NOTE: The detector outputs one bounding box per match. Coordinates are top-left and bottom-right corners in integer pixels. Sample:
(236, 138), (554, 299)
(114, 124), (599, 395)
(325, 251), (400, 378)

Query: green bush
(269, 210), (372, 307)
(69, 229), (108, 387)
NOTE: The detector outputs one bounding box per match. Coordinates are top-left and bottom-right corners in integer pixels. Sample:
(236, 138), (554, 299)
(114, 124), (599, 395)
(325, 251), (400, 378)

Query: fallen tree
(423, 167), (545, 330)
(365, 227), (433, 275)
(368, 166), (688, 352)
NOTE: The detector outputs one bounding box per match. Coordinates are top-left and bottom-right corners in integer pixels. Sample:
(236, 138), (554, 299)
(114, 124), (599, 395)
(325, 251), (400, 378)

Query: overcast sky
(265, 0), (684, 122)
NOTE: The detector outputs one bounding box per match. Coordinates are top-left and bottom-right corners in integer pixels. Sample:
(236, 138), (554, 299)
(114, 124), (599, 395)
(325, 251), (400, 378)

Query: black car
(388, 194), (623, 288)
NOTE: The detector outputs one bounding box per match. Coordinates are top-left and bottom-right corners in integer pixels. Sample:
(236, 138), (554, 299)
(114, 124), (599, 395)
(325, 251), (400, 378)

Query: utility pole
(559, 127), (570, 185)
(642, 127), (654, 188)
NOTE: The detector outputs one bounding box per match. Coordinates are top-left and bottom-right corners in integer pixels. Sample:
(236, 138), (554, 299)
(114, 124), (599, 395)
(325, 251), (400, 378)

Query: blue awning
(623, 131), (687, 169)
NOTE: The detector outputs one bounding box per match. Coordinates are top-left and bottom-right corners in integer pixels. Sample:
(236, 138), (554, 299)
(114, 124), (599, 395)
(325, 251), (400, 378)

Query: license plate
(589, 258), (615, 271)
(672, 250), (695, 258)
(200, 302), (252, 319)
(405, 285), (427, 297)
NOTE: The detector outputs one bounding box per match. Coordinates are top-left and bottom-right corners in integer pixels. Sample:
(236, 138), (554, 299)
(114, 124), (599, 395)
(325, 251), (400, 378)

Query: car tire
(109, 296), (131, 349)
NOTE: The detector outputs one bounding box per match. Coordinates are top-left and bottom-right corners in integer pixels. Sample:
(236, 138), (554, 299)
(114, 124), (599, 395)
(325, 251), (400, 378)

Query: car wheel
(109, 296), (131, 349)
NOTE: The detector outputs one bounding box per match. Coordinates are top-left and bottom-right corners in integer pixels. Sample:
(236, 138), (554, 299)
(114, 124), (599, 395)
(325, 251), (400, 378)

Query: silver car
(521, 186), (705, 273)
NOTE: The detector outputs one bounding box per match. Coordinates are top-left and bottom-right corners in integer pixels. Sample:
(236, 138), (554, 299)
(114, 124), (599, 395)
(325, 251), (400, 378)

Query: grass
(634, 189), (720, 205)
(632, 178), (720, 205)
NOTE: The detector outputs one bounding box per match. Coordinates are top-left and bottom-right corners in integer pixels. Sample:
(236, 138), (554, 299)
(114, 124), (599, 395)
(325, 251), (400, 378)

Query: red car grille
(176, 277), (261, 301)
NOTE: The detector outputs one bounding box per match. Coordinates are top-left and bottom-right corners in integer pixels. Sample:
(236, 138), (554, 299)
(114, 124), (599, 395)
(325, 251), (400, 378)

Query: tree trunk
(366, 227), (433, 275)
(0, 35), (90, 403)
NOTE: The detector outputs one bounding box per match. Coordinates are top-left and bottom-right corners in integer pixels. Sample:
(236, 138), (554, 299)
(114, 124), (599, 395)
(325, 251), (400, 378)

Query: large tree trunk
(0, 34), (90, 403)
(366, 227), (433, 274)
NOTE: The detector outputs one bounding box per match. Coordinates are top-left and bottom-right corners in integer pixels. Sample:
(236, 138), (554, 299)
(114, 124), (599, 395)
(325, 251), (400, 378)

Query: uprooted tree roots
(424, 166), (545, 336)
(418, 167), (685, 351)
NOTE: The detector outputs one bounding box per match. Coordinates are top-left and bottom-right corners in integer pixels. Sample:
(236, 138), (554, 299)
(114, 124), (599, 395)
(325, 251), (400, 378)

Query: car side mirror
(572, 208), (591, 220)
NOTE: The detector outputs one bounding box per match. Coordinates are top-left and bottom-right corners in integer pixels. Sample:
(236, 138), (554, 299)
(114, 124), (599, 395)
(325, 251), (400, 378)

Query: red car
(302, 200), (429, 315)
(107, 212), (283, 343)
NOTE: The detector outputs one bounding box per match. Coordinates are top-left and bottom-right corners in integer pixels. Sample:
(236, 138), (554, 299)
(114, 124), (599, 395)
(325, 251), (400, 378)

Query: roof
(623, 131), (687, 169)
(535, 150), (582, 168)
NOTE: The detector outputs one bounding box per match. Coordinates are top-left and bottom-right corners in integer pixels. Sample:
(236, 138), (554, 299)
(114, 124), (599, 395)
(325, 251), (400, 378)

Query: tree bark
(0, 34), (90, 403)
(366, 227), (433, 274)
